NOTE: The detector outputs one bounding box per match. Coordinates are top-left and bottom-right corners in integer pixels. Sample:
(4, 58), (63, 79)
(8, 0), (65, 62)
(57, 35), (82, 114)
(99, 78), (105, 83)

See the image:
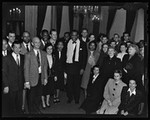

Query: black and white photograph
(2, 2), (148, 118)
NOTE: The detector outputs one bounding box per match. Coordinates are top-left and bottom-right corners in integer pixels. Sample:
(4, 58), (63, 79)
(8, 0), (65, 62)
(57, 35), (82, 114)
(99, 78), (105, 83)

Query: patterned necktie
(16, 54), (19, 66)
(37, 51), (40, 67)
(26, 44), (29, 52)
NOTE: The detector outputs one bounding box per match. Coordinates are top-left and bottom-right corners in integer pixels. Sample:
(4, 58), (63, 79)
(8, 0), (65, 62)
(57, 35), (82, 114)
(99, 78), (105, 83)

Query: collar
(33, 49), (40, 55)
(23, 42), (30, 46)
(93, 74), (99, 79)
(8, 42), (12, 47)
(127, 88), (136, 95)
(12, 52), (20, 58)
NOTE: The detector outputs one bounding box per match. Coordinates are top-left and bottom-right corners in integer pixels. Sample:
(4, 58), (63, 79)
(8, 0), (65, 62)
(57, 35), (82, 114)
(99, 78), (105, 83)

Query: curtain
(37, 5), (47, 37)
(133, 8), (144, 43)
(56, 6), (63, 38)
(42, 6), (52, 33)
(99, 6), (109, 34)
(51, 6), (57, 30)
(79, 14), (84, 32)
(109, 8), (126, 39)
(59, 6), (70, 38)
(125, 9), (136, 34)
(25, 5), (38, 38)
(73, 14), (79, 31)
(106, 6), (117, 37)
(69, 5), (74, 32)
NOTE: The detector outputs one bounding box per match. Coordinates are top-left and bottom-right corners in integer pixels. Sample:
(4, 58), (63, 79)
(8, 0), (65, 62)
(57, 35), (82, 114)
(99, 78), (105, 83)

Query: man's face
(7, 33), (15, 43)
(3, 40), (8, 51)
(13, 44), (21, 54)
(124, 34), (130, 41)
(64, 33), (70, 41)
(50, 31), (57, 40)
(102, 37), (108, 44)
(89, 42), (96, 51)
(32, 37), (41, 49)
(93, 67), (99, 75)
(22, 32), (30, 43)
(57, 42), (64, 51)
(129, 80), (137, 90)
(71, 31), (78, 41)
(42, 32), (49, 41)
(81, 30), (88, 38)
(114, 34), (120, 42)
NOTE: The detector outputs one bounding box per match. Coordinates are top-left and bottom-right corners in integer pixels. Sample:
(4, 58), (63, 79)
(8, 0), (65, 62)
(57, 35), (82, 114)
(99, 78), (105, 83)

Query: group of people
(2, 28), (147, 117)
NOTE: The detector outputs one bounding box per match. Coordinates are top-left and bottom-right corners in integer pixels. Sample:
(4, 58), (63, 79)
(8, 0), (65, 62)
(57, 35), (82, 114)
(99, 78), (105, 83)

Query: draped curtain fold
(109, 8), (126, 39)
(106, 6), (117, 37)
(56, 6), (63, 38)
(25, 5), (38, 38)
(51, 6), (57, 30)
(59, 6), (70, 38)
(99, 6), (109, 34)
(69, 5), (74, 32)
(42, 6), (52, 33)
(125, 9), (136, 34)
(37, 5), (47, 37)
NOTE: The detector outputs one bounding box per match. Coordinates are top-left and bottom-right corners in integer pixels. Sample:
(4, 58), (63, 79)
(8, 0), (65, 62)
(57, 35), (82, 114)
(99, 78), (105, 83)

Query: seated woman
(117, 79), (143, 116)
(96, 70), (127, 114)
(80, 65), (104, 114)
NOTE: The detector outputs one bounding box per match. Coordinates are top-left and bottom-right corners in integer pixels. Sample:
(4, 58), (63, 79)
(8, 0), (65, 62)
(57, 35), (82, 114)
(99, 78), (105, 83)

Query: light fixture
(73, 5), (101, 21)
(9, 7), (21, 19)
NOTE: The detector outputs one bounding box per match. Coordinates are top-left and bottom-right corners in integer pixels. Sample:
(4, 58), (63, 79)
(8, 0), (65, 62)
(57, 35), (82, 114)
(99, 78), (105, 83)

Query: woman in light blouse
(96, 70), (127, 114)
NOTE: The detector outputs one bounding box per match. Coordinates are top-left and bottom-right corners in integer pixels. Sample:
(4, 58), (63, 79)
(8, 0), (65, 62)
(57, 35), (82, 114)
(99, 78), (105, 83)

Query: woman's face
(89, 42), (96, 51)
(120, 45), (127, 52)
(46, 46), (53, 55)
(114, 73), (121, 81)
(93, 67), (99, 75)
(108, 48), (115, 57)
(102, 44), (108, 53)
(89, 35), (95, 41)
(129, 80), (137, 90)
(57, 42), (64, 51)
(128, 47), (136, 56)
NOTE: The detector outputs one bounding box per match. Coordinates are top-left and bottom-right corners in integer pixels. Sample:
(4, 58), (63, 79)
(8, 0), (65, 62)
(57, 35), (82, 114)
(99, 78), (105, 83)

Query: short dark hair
(120, 42), (127, 48)
(41, 29), (49, 34)
(44, 43), (53, 52)
(88, 40), (97, 50)
(81, 28), (88, 33)
(12, 41), (21, 48)
(7, 30), (16, 36)
(123, 31), (130, 36)
(71, 30), (79, 35)
(56, 39), (64, 47)
(114, 69), (122, 77)
(50, 29), (57, 35)
(114, 33), (120, 37)
(64, 32), (70, 35)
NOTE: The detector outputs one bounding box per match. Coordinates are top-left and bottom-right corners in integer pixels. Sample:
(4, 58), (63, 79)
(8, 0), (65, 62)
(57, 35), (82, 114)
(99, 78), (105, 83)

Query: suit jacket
(65, 39), (87, 74)
(118, 86), (142, 115)
(7, 43), (13, 53)
(53, 49), (66, 74)
(20, 42), (33, 55)
(2, 53), (25, 91)
(24, 49), (48, 87)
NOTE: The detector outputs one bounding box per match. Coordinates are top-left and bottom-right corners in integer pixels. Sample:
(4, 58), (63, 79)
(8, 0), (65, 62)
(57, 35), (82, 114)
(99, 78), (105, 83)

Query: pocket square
(80, 48), (83, 50)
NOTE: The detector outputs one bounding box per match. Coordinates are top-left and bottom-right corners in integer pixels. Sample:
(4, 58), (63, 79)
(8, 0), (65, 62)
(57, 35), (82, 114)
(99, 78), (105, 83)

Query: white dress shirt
(23, 42), (31, 51)
(47, 54), (53, 69)
(127, 88), (136, 96)
(33, 49), (41, 73)
(12, 52), (20, 65)
(2, 50), (7, 56)
(92, 74), (99, 83)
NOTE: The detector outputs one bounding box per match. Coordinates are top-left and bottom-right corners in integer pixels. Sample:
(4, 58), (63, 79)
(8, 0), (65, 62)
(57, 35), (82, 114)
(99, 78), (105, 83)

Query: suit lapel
(10, 54), (18, 66)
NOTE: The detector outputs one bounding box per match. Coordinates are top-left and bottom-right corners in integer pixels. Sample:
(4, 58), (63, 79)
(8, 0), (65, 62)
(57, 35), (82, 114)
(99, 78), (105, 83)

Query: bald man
(24, 37), (48, 114)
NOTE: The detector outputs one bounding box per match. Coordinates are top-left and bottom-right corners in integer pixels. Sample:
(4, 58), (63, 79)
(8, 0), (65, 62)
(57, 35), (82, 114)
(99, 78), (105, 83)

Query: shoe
(56, 98), (60, 103)
(53, 98), (57, 104)
(67, 99), (72, 104)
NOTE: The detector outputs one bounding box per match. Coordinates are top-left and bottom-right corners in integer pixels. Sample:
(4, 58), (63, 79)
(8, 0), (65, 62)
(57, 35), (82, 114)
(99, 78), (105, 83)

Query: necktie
(16, 54), (19, 66)
(37, 51), (40, 67)
(59, 51), (61, 59)
(26, 44), (29, 52)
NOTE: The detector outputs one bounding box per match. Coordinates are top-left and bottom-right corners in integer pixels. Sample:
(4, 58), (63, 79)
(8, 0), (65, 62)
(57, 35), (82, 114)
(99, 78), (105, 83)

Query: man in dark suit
(24, 37), (48, 114)
(2, 38), (12, 116)
(118, 79), (143, 116)
(40, 29), (50, 50)
(6, 31), (16, 53)
(80, 65), (103, 114)
(65, 30), (87, 104)
(80, 28), (89, 43)
(2, 41), (25, 116)
(20, 31), (33, 55)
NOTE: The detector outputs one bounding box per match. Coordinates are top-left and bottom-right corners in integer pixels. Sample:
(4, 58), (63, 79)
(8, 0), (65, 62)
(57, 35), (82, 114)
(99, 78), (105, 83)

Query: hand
(80, 69), (84, 75)
(123, 111), (128, 116)
(44, 79), (48, 85)
(64, 72), (67, 79)
(123, 68), (127, 73)
(3, 87), (9, 94)
(24, 82), (30, 89)
(108, 100), (112, 106)
(54, 76), (57, 82)
(121, 110), (124, 115)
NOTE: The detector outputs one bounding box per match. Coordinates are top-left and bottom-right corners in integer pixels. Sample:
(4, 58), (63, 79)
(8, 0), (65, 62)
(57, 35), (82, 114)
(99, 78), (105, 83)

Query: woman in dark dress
(96, 43), (109, 68)
(80, 65), (103, 114)
(41, 43), (55, 108)
(100, 46), (122, 97)
(53, 40), (66, 103)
